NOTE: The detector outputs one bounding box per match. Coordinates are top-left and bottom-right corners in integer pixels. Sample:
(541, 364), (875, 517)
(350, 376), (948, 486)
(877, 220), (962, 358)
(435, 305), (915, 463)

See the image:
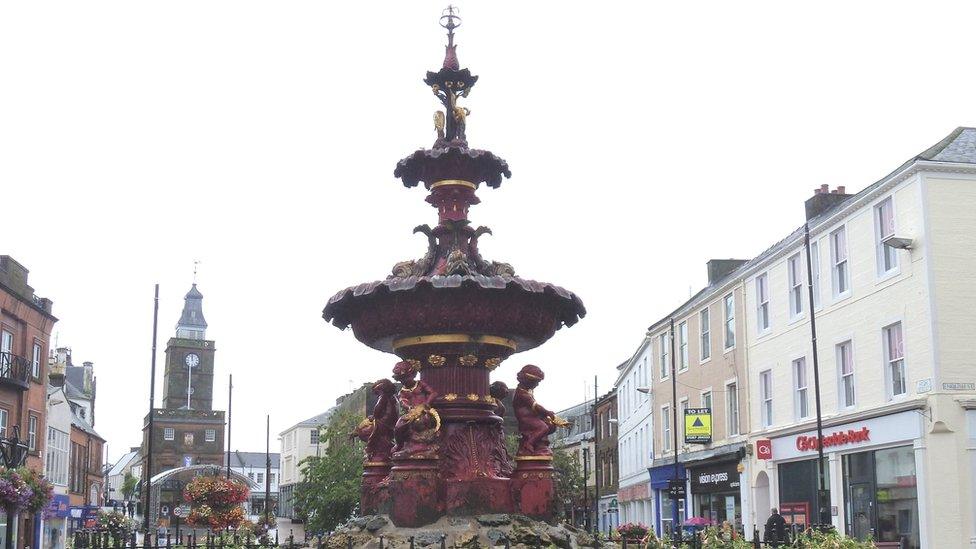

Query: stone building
(140, 284), (226, 525)
(552, 399), (595, 528)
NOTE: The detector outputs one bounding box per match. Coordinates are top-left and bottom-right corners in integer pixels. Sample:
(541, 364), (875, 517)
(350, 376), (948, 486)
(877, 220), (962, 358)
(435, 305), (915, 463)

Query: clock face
(185, 353), (200, 368)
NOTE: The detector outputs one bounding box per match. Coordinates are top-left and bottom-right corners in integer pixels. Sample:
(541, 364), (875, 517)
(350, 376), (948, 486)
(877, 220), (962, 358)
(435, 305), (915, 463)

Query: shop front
(649, 463), (686, 537)
(688, 461), (742, 529)
(42, 495), (70, 549)
(597, 495), (619, 534)
(766, 409), (922, 549)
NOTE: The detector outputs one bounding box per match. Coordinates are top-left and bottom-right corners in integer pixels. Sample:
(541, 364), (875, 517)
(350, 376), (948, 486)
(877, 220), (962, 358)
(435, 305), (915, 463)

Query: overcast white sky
(2, 1), (975, 462)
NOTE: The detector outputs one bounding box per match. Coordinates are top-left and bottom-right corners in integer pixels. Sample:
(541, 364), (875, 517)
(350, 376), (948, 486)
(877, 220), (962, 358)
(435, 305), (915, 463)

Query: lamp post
(1, 425), (30, 549)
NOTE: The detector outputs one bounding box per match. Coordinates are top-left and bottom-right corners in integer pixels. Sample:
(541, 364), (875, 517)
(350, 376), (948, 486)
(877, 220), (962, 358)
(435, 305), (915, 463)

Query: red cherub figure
(392, 360), (440, 457)
(513, 364), (565, 457)
(364, 378), (398, 463)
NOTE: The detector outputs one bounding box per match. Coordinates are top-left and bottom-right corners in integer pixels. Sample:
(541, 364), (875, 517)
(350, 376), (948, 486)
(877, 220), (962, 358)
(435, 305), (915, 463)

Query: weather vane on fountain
(428, 5), (476, 146)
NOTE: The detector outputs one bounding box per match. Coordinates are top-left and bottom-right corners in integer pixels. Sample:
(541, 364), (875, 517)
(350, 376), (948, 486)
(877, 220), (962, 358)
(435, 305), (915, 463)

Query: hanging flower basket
(183, 476), (249, 530)
(0, 467), (51, 514)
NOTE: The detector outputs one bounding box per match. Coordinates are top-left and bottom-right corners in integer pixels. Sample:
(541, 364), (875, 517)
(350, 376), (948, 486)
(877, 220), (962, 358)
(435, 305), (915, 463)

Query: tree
(552, 448), (584, 519)
(121, 472), (137, 502)
(293, 411), (365, 534)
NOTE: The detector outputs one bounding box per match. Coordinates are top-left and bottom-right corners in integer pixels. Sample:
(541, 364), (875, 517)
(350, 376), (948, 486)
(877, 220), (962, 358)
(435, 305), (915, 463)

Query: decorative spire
(440, 5), (460, 70)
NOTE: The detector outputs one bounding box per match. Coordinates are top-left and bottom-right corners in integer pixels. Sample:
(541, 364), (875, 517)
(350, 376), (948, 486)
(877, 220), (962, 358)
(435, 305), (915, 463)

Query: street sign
(667, 479), (686, 499)
(174, 504), (191, 518)
(684, 408), (712, 444)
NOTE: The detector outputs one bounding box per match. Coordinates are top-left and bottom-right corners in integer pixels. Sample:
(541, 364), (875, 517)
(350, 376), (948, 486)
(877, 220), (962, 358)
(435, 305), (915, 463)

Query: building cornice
(755, 398), (926, 439)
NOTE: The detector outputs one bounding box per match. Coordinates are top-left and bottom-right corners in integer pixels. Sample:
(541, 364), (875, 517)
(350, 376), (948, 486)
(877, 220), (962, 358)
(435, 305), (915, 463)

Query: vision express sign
(690, 462), (740, 494)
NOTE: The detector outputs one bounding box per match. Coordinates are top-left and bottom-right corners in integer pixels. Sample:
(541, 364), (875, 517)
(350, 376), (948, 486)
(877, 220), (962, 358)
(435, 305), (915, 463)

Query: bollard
(622, 537), (627, 548)
(379, 535), (384, 549)
(409, 536), (415, 549)
(347, 538), (353, 549)
(440, 534), (447, 549)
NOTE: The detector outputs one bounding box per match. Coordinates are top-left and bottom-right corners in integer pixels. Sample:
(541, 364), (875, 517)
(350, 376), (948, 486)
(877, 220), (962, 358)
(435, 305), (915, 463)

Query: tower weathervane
(193, 259), (201, 284)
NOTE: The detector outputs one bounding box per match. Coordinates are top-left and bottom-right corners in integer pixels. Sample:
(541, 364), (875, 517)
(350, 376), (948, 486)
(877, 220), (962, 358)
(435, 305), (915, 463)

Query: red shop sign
(795, 427), (870, 451)
(756, 439), (773, 460)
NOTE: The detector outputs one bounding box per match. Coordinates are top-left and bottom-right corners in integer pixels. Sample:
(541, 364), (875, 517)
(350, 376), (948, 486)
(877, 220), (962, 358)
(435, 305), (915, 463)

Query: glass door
(848, 483), (875, 541)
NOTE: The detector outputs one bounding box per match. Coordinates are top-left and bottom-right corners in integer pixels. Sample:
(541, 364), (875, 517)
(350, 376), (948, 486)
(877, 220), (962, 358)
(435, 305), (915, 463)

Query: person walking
(126, 500), (135, 518)
(764, 508), (787, 546)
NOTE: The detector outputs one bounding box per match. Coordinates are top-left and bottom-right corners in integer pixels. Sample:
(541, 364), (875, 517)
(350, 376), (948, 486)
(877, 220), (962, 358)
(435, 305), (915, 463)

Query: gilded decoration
(406, 358), (423, 371)
(427, 354), (447, 367)
(458, 354), (478, 367)
(484, 357), (502, 370)
(466, 393), (479, 402)
(443, 393), (458, 401)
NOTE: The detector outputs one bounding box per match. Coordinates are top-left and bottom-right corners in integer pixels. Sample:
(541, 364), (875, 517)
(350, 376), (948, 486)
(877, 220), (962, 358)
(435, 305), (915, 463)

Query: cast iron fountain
(323, 7), (586, 530)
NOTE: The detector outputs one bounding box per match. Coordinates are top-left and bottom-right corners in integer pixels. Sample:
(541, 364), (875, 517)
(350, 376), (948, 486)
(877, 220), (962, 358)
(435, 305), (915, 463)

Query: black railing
(72, 529), (303, 549)
(0, 351), (31, 389)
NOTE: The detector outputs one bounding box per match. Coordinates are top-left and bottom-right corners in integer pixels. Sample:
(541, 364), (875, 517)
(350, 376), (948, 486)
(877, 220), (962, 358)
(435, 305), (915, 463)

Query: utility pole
(804, 224), (831, 528)
(144, 284), (160, 533)
(669, 317), (682, 541)
(226, 374), (233, 479)
(265, 415), (272, 527)
(592, 375), (599, 534)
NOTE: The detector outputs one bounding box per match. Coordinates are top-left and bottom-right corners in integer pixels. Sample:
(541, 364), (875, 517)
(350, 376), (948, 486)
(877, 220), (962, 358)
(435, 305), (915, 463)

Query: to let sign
(684, 408), (712, 444)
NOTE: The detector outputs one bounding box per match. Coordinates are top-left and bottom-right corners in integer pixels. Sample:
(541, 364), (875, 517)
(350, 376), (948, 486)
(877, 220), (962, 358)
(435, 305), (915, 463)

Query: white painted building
(740, 127), (976, 549)
(615, 336), (655, 528)
(106, 448), (141, 506)
(41, 382), (73, 549)
(277, 410), (332, 520)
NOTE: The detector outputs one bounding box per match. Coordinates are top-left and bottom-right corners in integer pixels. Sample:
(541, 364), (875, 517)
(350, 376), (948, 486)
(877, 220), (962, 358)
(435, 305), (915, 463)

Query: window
(876, 197), (898, 275)
(788, 253), (804, 319)
(257, 472), (264, 484)
(760, 370), (773, 428)
(810, 241), (821, 309)
(831, 226), (850, 296)
(164, 428), (175, 441)
(32, 343), (42, 378)
(205, 429), (216, 442)
(310, 428), (320, 445)
(701, 390), (712, 411)
(837, 341), (855, 408)
(0, 409), (7, 438)
(793, 357), (809, 420)
(699, 308), (711, 361)
(884, 323), (906, 399)
(659, 333), (669, 379)
(756, 274), (770, 331)
(661, 406), (672, 452)
(45, 427), (70, 486)
(269, 473), (275, 484)
(28, 415), (38, 451)
(678, 322), (688, 370)
(248, 472), (255, 481)
(726, 382), (740, 436)
(724, 294), (735, 349)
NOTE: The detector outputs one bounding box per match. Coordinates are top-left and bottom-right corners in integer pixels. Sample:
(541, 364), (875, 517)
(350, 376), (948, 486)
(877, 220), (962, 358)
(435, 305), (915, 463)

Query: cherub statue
(489, 380), (515, 476)
(364, 378), (398, 463)
(513, 365), (567, 456)
(392, 360), (441, 457)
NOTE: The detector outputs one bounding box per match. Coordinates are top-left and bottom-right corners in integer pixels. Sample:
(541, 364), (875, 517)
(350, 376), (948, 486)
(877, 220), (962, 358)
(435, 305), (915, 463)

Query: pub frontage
(753, 408), (923, 549)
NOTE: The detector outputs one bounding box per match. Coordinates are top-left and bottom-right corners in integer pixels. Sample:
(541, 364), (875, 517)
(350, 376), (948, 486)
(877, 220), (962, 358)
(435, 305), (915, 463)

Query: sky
(2, 1), (975, 463)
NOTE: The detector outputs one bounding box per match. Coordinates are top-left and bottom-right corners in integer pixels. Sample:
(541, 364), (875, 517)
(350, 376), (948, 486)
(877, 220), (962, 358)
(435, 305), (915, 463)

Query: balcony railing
(0, 351), (32, 389)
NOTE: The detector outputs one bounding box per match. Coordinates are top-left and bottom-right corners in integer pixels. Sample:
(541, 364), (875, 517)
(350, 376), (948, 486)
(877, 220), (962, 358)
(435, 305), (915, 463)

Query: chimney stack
(805, 185), (853, 220)
(706, 259), (749, 285)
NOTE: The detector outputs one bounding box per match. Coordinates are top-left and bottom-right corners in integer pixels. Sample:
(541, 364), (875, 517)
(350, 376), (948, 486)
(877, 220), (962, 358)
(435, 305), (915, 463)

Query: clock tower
(161, 284), (215, 410)
(142, 283), (226, 484)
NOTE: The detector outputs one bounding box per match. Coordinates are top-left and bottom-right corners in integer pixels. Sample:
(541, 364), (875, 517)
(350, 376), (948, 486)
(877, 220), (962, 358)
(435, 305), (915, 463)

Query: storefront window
(690, 462), (742, 528)
(843, 446), (919, 549)
(660, 495), (685, 537)
(778, 458), (829, 528)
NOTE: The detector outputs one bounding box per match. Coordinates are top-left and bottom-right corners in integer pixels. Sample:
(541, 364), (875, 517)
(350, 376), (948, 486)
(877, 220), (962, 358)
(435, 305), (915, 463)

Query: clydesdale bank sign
(795, 427), (870, 451)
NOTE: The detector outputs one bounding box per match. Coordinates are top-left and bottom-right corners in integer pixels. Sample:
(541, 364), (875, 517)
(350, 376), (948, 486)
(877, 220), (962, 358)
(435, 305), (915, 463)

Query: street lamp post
(1, 426), (30, 549)
(804, 224), (832, 529)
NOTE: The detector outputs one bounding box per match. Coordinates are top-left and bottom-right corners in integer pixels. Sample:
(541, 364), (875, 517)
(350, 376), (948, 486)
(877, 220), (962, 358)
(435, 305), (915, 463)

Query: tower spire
(176, 283), (208, 340)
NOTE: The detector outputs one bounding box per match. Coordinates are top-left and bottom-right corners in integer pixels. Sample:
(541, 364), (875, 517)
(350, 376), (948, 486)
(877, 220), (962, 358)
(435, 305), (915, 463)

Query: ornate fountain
(323, 8), (585, 528)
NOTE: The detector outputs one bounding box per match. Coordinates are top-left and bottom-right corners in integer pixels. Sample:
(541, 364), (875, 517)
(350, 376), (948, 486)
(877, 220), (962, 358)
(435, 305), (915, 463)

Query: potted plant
(618, 522), (650, 543)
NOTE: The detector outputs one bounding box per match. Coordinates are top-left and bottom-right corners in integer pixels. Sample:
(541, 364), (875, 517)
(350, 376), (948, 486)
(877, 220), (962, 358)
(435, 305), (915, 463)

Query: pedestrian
(764, 508), (787, 546)
(127, 500), (135, 518)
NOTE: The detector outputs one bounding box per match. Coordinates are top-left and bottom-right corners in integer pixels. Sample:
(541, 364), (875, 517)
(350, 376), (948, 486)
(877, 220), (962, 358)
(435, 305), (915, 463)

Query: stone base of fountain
(323, 513), (614, 549)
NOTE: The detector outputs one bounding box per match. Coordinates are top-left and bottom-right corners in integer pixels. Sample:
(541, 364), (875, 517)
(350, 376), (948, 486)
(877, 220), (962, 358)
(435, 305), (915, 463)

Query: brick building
(1, 256), (57, 549)
(595, 388), (618, 533)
